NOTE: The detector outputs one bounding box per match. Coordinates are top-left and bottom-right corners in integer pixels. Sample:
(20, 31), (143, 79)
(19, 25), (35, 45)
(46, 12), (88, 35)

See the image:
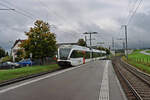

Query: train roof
(59, 45), (106, 53)
(59, 45), (90, 51)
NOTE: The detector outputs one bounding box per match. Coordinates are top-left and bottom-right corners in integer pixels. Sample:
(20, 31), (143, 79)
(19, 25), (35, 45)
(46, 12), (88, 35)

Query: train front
(57, 46), (72, 67)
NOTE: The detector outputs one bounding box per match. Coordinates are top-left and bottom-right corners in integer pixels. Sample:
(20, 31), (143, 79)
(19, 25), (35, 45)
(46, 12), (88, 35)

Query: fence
(128, 57), (150, 65)
(33, 57), (57, 65)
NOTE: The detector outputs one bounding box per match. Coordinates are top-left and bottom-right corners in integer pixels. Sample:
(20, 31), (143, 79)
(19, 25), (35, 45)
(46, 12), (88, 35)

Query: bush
(1, 56), (12, 63)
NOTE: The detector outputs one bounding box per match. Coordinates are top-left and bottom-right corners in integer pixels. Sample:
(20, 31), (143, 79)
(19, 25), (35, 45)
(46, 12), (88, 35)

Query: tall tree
(21, 20), (57, 63)
(97, 46), (110, 55)
(77, 38), (87, 46)
(0, 47), (6, 58)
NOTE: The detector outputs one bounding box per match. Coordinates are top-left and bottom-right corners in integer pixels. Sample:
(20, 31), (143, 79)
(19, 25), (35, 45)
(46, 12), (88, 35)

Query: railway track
(113, 57), (150, 100)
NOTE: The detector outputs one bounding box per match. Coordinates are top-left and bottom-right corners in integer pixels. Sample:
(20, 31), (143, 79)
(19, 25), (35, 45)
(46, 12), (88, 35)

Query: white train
(57, 45), (106, 67)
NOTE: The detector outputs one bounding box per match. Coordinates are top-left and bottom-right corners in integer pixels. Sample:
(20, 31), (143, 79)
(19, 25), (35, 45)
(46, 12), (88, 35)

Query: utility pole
(123, 41), (125, 50)
(112, 37), (115, 50)
(117, 38), (125, 55)
(83, 32), (97, 58)
(112, 37), (116, 56)
(125, 25), (128, 59)
(122, 25), (128, 59)
(85, 36), (87, 47)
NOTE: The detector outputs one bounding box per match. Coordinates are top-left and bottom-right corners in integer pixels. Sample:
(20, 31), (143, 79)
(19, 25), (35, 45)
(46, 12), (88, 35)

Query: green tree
(16, 49), (24, 61)
(21, 20), (57, 64)
(77, 38), (87, 46)
(97, 46), (105, 51)
(1, 56), (12, 63)
(97, 46), (110, 55)
(105, 48), (110, 55)
(0, 47), (6, 58)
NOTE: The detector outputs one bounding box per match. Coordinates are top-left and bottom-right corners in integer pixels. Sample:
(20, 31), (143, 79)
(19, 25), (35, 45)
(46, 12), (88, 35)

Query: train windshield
(59, 48), (71, 60)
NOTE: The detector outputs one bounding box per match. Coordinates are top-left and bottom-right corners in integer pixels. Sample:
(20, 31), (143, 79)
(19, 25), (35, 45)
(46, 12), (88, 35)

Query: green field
(0, 64), (60, 83)
(123, 50), (150, 74)
(146, 50), (150, 53)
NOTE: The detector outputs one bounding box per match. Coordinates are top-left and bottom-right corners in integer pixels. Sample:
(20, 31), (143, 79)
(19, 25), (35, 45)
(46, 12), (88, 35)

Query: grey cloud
(0, 0), (150, 51)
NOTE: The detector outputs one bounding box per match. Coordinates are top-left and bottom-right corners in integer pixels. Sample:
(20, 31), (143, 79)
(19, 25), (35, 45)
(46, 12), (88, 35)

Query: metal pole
(90, 33), (91, 48)
(112, 37), (115, 56)
(123, 41), (125, 51)
(90, 33), (92, 58)
(125, 25), (128, 59)
(112, 37), (114, 50)
(85, 36), (87, 47)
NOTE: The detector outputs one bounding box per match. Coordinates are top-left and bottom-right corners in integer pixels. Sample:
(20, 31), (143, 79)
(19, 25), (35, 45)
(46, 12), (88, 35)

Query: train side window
(85, 52), (90, 59)
(99, 53), (101, 57)
(93, 52), (98, 58)
(76, 50), (82, 58)
(70, 50), (99, 58)
(70, 50), (83, 58)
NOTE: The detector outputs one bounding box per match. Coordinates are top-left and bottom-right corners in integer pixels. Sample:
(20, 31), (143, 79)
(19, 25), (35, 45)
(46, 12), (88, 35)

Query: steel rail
(121, 62), (150, 87)
(115, 62), (143, 100)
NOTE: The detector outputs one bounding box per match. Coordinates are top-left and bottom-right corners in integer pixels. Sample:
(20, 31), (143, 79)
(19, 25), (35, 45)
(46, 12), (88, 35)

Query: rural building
(11, 39), (25, 62)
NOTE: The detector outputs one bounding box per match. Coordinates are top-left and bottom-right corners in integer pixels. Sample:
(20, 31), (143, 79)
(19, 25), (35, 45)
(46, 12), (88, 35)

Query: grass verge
(146, 50), (150, 53)
(0, 64), (60, 83)
(122, 50), (150, 74)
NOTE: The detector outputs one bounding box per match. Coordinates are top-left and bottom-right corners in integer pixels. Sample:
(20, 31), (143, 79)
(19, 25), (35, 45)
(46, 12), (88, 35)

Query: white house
(11, 39), (25, 62)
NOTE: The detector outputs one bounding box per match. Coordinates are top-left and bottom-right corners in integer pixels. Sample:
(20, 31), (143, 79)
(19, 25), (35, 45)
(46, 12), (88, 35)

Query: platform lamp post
(83, 32), (98, 59)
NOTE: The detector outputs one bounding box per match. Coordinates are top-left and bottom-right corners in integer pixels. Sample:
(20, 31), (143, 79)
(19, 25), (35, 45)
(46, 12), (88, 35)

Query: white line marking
(99, 60), (109, 100)
(0, 65), (83, 94)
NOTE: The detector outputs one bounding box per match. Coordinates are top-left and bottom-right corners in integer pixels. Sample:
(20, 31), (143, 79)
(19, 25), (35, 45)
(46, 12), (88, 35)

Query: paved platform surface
(0, 60), (127, 100)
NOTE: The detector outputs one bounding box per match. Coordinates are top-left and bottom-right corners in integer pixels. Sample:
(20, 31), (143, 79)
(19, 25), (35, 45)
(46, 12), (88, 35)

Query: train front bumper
(57, 60), (71, 67)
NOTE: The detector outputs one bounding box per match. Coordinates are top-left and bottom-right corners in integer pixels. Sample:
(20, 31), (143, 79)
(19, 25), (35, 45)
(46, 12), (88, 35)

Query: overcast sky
(0, 0), (149, 50)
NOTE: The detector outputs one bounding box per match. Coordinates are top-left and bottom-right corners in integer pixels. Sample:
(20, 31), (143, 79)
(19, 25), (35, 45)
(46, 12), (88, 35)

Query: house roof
(12, 39), (25, 49)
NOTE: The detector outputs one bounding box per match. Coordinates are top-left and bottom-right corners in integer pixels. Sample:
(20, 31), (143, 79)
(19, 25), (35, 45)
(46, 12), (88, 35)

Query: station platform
(0, 60), (127, 100)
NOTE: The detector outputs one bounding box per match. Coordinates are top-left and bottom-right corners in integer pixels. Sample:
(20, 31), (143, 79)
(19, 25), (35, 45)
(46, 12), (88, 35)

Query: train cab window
(59, 48), (71, 60)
